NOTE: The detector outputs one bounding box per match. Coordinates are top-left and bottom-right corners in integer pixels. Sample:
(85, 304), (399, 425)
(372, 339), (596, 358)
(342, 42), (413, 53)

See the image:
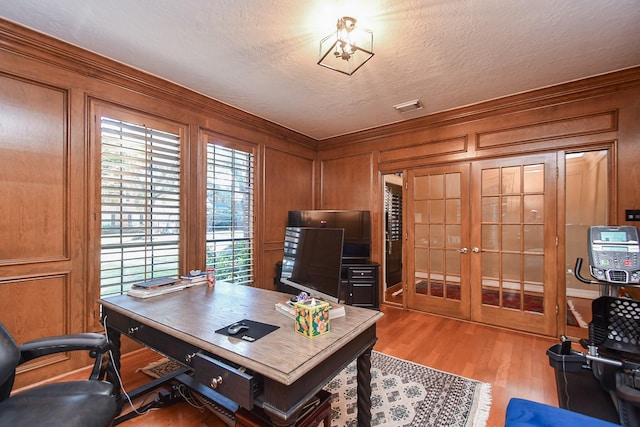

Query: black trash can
(546, 344), (620, 423)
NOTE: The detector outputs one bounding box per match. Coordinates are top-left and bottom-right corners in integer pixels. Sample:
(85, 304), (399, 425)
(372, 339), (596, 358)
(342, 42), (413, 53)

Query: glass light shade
(318, 17), (374, 76)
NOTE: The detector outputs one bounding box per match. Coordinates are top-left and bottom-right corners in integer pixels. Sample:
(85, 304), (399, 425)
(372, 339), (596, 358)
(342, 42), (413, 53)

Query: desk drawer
(348, 267), (376, 280)
(193, 352), (257, 409)
(132, 323), (201, 365)
(105, 312), (201, 366)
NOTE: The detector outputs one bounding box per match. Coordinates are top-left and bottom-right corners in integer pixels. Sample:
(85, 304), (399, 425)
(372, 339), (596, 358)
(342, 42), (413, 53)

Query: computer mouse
(227, 322), (249, 335)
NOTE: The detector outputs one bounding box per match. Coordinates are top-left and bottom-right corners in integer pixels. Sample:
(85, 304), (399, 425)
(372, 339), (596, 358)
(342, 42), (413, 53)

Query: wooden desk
(99, 282), (383, 426)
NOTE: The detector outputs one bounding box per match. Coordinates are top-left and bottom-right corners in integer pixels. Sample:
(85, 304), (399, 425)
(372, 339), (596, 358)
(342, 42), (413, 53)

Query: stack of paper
(127, 282), (187, 299)
(180, 272), (208, 287)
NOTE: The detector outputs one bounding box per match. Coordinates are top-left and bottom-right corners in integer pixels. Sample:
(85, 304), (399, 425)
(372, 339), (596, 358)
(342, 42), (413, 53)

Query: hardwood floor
(44, 304), (560, 426)
(375, 305), (558, 426)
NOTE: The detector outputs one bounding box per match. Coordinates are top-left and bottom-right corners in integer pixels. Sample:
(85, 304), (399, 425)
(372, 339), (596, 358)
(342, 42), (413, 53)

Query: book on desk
(126, 275), (207, 299)
(132, 276), (179, 289)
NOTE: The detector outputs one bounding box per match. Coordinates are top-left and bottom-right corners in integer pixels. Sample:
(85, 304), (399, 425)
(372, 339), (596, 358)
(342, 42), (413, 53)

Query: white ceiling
(1, 0), (639, 140)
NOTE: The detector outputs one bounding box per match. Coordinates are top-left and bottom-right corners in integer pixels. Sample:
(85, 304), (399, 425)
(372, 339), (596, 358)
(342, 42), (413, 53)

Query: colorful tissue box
(294, 299), (330, 338)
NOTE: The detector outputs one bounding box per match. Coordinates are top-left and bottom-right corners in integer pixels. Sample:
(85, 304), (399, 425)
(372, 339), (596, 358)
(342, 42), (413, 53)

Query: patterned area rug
(140, 351), (492, 427)
(325, 351), (491, 427)
(567, 299), (588, 328)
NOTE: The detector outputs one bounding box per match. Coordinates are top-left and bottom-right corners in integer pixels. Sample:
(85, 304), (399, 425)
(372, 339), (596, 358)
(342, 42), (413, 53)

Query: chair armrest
(19, 333), (111, 364)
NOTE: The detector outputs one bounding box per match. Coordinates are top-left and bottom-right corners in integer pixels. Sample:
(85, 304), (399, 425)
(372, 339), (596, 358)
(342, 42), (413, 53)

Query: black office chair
(0, 321), (118, 427)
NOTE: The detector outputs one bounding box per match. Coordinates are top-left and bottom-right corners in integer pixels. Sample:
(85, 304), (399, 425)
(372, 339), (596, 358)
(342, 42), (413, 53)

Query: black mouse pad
(215, 319), (279, 342)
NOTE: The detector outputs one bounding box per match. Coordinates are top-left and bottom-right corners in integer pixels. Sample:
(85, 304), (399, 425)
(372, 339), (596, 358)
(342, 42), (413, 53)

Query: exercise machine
(548, 226), (640, 426)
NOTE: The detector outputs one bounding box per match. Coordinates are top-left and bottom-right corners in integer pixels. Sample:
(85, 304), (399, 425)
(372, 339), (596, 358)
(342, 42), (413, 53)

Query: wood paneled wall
(0, 19), (316, 387)
(261, 146), (315, 289)
(317, 69), (640, 269)
(1, 18), (639, 386)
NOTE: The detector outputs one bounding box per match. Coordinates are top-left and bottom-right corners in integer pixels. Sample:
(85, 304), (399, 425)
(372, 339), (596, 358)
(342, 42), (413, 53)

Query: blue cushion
(505, 398), (620, 427)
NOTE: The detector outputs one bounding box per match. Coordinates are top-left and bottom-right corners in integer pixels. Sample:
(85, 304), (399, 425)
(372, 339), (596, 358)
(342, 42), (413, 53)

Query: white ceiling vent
(393, 99), (423, 113)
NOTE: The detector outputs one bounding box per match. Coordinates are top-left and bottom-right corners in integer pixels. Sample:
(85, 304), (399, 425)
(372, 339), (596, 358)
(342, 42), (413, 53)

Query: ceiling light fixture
(318, 16), (374, 76)
(393, 99), (423, 113)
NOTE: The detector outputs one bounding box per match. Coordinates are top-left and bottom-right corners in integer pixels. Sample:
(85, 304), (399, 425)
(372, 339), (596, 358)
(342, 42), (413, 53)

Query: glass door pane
(407, 164), (470, 319)
(471, 153), (557, 336)
(565, 150), (609, 339)
(479, 164), (544, 313)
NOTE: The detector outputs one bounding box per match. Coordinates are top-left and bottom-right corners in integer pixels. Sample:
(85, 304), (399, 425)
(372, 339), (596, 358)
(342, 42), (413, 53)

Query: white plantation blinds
(206, 144), (254, 285)
(100, 117), (181, 297)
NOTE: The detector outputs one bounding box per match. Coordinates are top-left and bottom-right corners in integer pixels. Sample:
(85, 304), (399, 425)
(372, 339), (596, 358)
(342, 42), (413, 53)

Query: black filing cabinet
(342, 264), (379, 310)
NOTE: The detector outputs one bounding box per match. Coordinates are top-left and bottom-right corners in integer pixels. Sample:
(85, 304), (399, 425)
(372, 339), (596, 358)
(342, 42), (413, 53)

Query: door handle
(472, 247), (480, 253)
(458, 247), (468, 254)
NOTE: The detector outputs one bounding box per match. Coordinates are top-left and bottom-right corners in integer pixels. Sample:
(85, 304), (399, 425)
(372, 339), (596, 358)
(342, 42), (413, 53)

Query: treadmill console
(588, 226), (640, 284)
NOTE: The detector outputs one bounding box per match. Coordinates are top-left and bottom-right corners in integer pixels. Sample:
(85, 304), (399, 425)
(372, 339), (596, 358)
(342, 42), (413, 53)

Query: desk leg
(105, 327), (123, 402)
(357, 347), (373, 427)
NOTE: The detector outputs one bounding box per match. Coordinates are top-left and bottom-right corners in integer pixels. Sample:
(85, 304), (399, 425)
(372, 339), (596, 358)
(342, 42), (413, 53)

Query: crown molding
(318, 66), (640, 150)
(0, 18), (318, 150)
(2, 18), (638, 154)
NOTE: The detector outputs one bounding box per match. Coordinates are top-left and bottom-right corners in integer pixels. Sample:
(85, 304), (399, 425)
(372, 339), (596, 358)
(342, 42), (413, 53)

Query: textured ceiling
(1, 0), (639, 140)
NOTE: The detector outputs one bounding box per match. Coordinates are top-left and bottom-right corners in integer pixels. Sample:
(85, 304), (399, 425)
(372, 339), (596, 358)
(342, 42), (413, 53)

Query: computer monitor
(287, 210), (371, 262)
(280, 227), (344, 303)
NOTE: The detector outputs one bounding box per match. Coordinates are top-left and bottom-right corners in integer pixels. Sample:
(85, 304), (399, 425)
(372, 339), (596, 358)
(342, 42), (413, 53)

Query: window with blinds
(206, 144), (254, 285)
(100, 116), (181, 297)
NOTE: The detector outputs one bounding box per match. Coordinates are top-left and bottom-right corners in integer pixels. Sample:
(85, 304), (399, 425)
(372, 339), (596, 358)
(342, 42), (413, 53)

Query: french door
(470, 154), (557, 336)
(406, 164), (471, 319)
(407, 153), (558, 336)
